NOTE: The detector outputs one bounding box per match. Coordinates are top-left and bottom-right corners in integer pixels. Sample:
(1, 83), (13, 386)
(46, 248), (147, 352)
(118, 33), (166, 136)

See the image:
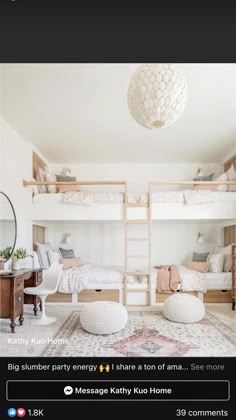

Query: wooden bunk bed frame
(23, 152), (236, 309)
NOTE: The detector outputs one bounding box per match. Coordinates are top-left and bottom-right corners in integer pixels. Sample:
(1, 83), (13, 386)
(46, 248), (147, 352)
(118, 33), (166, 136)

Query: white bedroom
(0, 63), (235, 357)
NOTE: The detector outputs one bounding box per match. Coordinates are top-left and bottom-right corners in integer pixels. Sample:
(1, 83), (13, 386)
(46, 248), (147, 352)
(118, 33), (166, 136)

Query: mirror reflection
(0, 192), (17, 267)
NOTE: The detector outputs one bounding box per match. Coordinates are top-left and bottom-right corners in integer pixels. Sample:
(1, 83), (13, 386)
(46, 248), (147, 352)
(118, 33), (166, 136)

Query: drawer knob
(18, 296), (22, 302)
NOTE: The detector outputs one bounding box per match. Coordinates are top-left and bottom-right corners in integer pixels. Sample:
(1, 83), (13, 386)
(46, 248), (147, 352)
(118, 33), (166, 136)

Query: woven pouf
(163, 293), (205, 323)
(80, 301), (128, 334)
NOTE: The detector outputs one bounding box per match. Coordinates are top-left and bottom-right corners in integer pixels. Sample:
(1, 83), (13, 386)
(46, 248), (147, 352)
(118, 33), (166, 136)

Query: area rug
(40, 311), (236, 357)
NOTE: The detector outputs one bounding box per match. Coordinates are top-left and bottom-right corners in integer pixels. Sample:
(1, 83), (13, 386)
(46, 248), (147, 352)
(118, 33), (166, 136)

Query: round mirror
(0, 191), (17, 267)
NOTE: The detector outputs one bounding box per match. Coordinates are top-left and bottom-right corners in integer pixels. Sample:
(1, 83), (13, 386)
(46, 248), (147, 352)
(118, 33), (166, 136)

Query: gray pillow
(56, 175), (76, 182)
(59, 248), (75, 258)
(192, 252), (210, 262)
(193, 173), (214, 181)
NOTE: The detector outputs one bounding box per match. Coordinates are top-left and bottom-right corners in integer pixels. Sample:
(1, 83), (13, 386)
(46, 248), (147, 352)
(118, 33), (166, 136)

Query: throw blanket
(155, 265), (180, 293)
(63, 191), (124, 206)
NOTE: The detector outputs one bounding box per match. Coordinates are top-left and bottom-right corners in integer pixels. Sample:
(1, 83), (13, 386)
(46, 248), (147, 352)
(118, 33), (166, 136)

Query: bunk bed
(22, 153), (236, 309)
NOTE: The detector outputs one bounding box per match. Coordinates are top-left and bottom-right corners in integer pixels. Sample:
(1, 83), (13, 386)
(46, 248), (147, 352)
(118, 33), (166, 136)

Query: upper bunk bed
(23, 152), (236, 221)
(23, 179), (236, 221)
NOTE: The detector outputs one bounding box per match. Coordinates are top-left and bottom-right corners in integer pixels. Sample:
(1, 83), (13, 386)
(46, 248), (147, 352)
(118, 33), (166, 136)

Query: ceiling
(1, 63), (235, 164)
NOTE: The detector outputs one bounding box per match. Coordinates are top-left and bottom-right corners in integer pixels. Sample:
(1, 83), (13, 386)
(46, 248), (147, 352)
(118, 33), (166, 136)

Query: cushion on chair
(80, 301), (128, 334)
(162, 293), (205, 323)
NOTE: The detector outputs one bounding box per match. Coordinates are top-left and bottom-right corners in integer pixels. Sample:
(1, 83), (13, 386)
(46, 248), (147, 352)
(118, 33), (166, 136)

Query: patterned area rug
(41, 311), (236, 357)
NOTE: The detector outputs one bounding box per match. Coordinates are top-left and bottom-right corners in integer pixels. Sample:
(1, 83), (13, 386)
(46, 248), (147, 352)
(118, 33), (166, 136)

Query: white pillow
(226, 164), (236, 191)
(36, 167), (48, 193)
(47, 250), (61, 266)
(35, 242), (53, 269)
(45, 171), (57, 194)
(32, 250), (41, 269)
(213, 243), (233, 272)
(208, 254), (224, 273)
(215, 173), (227, 192)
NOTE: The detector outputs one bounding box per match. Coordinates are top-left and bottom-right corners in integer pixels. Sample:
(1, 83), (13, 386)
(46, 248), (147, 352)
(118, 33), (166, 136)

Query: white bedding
(56, 264), (213, 294)
(33, 191), (236, 206)
(152, 191), (236, 204)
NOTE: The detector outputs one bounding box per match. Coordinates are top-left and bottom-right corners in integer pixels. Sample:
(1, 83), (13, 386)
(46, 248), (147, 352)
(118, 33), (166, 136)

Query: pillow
(58, 185), (81, 193)
(193, 173), (215, 190)
(32, 250), (41, 269)
(35, 242), (53, 269)
(187, 261), (209, 272)
(215, 172), (228, 192)
(226, 164), (236, 192)
(208, 254), (224, 273)
(193, 173), (214, 181)
(192, 252), (210, 262)
(56, 175), (76, 182)
(60, 257), (80, 270)
(59, 248), (75, 258)
(47, 250), (61, 266)
(213, 243), (233, 272)
(36, 167), (48, 193)
(45, 171), (57, 193)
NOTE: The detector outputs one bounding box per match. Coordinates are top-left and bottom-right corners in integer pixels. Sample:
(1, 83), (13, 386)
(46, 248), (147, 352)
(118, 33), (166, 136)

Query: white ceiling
(1, 63), (235, 164)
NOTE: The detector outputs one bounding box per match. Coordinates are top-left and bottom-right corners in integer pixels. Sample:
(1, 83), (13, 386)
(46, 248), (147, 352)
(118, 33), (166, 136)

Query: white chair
(24, 263), (63, 325)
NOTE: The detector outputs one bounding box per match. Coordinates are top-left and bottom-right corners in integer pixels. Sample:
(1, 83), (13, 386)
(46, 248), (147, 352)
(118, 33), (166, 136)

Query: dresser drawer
(15, 277), (24, 291)
(15, 291), (24, 310)
(78, 289), (119, 302)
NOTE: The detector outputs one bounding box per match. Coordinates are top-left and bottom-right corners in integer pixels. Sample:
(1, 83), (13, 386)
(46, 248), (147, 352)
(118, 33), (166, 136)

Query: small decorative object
(63, 168), (71, 176)
(197, 232), (204, 244)
(12, 247), (28, 270)
(127, 63), (187, 128)
(64, 233), (71, 244)
(196, 168), (205, 178)
(0, 246), (12, 263)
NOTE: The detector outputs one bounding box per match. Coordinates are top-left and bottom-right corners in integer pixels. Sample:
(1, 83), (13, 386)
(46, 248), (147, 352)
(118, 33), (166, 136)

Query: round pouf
(80, 301), (128, 334)
(163, 293), (205, 323)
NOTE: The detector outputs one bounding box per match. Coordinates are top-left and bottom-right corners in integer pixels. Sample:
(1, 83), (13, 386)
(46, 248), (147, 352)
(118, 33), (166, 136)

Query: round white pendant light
(127, 63), (187, 129)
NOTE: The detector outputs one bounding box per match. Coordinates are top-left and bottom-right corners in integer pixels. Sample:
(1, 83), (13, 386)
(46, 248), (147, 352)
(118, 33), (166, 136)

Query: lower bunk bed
(42, 263), (233, 306)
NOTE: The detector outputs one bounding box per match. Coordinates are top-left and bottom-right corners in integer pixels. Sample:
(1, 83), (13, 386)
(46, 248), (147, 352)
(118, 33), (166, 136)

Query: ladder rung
(126, 255), (148, 258)
(127, 238), (148, 241)
(126, 220), (150, 224)
(127, 288), (149, 292)
(127, 203), (149, 208)
(126, 271), (149, 275)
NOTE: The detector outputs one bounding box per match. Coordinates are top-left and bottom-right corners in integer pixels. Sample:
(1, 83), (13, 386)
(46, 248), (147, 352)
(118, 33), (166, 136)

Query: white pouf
(80, 301), (128, 334)
(163, 293), (205, 323)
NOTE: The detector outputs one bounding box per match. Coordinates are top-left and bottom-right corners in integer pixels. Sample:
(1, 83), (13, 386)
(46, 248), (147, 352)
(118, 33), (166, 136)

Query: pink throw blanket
(155, 264), (180, 293)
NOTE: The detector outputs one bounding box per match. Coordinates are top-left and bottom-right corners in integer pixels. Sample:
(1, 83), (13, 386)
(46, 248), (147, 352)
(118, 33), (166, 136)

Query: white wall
(44, 220), (221, 268)
(49, 162), (222, 192)
(0, 116), (33, 256)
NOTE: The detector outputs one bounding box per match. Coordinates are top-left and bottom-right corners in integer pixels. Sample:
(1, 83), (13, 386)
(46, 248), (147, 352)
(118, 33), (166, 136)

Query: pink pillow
(60, 257), (80, 270)
(58, 185), (80, 193)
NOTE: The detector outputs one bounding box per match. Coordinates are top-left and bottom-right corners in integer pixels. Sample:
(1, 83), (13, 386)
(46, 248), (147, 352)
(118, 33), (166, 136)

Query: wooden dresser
(0, 268), (43, 333)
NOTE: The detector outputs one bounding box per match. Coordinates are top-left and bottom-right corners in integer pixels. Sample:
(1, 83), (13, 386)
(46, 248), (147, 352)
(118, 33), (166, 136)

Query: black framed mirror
(0, 191), (17, 268)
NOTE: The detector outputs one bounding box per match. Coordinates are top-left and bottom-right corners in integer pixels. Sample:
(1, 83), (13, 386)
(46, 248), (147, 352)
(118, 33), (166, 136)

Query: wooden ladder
(124, 184), (152, 306)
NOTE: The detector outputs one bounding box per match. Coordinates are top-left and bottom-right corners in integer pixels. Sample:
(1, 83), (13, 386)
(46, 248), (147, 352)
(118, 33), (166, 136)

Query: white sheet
(205, 272), (232, 290)
(152, 191), (236, 204)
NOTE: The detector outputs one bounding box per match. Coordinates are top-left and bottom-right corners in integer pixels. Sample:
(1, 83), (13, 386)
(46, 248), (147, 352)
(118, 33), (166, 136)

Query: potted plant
(0, 246), (12, 269)
(12, 247), (28, 270)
